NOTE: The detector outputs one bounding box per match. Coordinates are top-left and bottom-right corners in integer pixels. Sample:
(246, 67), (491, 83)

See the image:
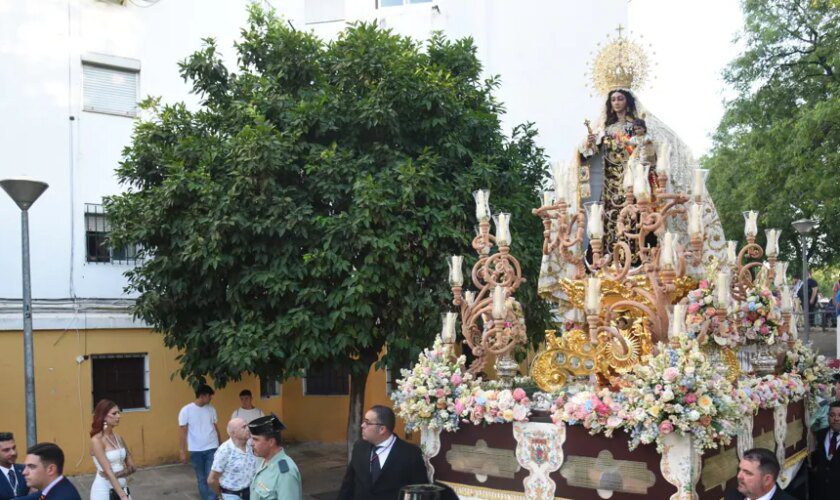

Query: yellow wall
(0, 328), (406, 475)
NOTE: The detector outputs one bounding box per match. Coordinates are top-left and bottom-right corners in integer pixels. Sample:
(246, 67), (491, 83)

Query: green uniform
(250, 449), (302, 500)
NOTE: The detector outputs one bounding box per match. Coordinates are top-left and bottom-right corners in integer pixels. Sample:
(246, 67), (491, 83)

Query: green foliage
(105, 5), (550, 388)
(704, 0), (839, 273)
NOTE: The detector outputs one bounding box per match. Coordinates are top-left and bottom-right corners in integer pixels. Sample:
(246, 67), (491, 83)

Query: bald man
(208, 418), (259, 500)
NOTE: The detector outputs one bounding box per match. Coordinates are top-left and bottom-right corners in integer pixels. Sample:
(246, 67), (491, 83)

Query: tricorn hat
(248, 414), (286, 436)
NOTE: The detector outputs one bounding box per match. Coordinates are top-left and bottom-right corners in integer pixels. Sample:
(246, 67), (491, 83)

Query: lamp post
(791, 218), (817, 344)
(1, 178), (49, 448)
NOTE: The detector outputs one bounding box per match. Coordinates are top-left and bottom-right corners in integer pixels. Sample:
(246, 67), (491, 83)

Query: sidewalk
(69, 442), (346, 500)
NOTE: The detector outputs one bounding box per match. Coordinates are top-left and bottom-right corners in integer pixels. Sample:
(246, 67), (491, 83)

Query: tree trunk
(346, 350), (377, 461)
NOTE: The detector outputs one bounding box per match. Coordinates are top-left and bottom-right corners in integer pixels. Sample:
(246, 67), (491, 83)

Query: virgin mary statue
(539, 29), (727, 303)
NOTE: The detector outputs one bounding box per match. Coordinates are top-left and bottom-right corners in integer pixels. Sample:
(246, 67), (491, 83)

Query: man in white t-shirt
(231, 390), (265, 424)
(178, 384), (221, 500)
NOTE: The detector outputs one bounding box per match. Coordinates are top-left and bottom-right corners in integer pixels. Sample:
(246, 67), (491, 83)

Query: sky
(628, 0), (745, 158)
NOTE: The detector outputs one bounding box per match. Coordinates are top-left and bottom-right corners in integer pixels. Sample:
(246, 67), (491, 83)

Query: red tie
(830, 432), (837, 456)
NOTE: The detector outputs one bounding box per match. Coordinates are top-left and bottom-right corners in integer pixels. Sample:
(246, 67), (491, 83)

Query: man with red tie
(811, 401), (840, 499)
(19, 443), (80, 500)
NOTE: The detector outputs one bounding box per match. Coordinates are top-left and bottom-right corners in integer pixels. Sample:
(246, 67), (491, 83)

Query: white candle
(780, 286), (793, 312)
(566, 165), (578, 213)
(623, 160), (635, 191)
(492, 285), (506, 319)
(474, 189), (489, 221)
(691, 168), (707, 198)
(726, 240), (738, 266)
(448, 255), (463, 286)
(743, 210), (758, 237)
(586, 202), (604, 239)
(774, 261), (787, 288)
(494, 212), (511, 246)
(552, 161), (566, 200)
(657, 142), (671, 176)
(634, 163), (651, 201)
(441, 312), (458, 344)
(670, 303), (686, 337)
(765, 228), (780, 256)
(716, 271), (731, 308)
(541, 191), (553, 207)
(585, 277), (601, 314)
(464, 290), (476, 307)
(688, 203), (703, 237)
(659, 232), (675, 269)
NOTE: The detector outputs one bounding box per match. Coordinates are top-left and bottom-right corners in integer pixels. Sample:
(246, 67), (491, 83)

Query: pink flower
(683, 392), (697, 404)
(705, 307), (717, 317)
(450, 374), (462, 386)
(663, 367), (679, 383)
(688, 303), (701, 314)
(513, 388), (527, 402)
(436, 388), (445, 398)
(454, 401), (465, 414)
(659, 420), (674, 434)
(595, 402), (611, 416)
(699, 280), (709, 289)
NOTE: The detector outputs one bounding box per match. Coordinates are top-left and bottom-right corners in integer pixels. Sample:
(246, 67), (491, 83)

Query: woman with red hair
(89, 399), (136, 500)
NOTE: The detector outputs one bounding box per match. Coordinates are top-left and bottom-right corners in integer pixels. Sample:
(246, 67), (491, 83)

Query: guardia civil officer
(248, 415), (302, 500)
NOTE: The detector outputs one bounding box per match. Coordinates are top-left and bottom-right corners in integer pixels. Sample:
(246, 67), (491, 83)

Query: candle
(585, 202), (604, 239)
(691, 168), (707, 198)
(623, 160), (635, 191)
(552, 161), (566, 200)
(494, 212), (511, 246)
(492, 285), (506, 319)
(448, 255), (463, 287)
(726, 240), (738, 266)
(585, 277), (601, 314)
(670, 303), (686, 337)
(780, 286), (792, 312)
(688, 203), (703, 237)
(716, 270), (731, 308)
(659, 232), (675, 269)
(743, 210), (758, 237)
(464, 290), (476, 307)
(657, 142), (671, 176)
(633, 162), (651, 201)
(473, 189), (490, 221)
(774, 261), (787, 288)
(541, 191), (554, 208)
(765, 228), (780, 257)
(441, 312), (458, 343)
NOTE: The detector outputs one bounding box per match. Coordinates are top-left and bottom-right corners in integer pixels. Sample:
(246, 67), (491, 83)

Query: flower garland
(550, 383), (628, 437)
(737, 287), (783, 345)
(464, 387), (531, 425)
(620, 337), (755, 452)
(391, 337), (476, 432)
(685, 279), (740, 347)
(741, 373), (807, 409)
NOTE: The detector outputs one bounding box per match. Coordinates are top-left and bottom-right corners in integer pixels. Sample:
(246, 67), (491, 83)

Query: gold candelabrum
(447, 190), (527, 383)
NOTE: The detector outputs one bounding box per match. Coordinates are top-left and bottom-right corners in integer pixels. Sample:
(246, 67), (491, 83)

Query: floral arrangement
(391, 337), (476, 432)
(550, 383), (627, 437)
(737, 287), (783, 345)
(464, 387), (531, 425)
(784, 341), (833, 402)
(619, 337), (755, 452)
(741, 373), (807, 409)
(685, 279), (740, 347)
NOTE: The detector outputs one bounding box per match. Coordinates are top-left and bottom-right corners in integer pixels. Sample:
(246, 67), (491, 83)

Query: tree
(704, 0), (839, 273)
(106, 5), (550, 450)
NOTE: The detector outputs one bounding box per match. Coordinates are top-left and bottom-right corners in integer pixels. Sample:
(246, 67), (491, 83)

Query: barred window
(304, 364), (349, 396)
(91, 354), (150, 411)
(260, 376), (282, 399)
(85, 203), (139, 264)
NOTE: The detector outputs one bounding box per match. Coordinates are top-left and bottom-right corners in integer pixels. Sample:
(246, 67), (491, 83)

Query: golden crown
(589, 26), (651, 95)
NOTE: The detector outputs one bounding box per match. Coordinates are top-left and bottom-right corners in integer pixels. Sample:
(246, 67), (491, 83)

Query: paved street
(69, 442), (346, 500)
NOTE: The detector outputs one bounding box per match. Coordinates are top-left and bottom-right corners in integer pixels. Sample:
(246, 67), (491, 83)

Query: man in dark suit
(338, 405), (429, 500)
(811, 401), (840, 499)
(19, 443), (80, 500)
(724, 447), (795, 500)
(0, 432), (28, 499)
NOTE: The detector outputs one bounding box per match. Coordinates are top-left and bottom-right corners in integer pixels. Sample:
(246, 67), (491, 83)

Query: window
(260, 376), (281, 399)
(91, 354), (150, 411)
(305, 0), (345, 24)
(85, 204), (139, 264)
(378, 0), (431, 7)
(82, 53), (140, 117)
(304, 364), (349, 396)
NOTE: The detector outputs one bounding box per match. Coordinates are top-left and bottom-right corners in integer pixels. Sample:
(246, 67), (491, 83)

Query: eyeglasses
(361, 419), (384, 427)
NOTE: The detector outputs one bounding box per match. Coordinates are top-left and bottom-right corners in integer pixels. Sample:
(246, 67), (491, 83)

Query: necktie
(370, 445), (382, 483)
(6, 469), (15, 492)
(830, 432), (837, 456)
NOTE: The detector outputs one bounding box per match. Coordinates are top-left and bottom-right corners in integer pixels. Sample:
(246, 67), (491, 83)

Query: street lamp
(0, 178), (49, 448)
(791, 218), (817, 344)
